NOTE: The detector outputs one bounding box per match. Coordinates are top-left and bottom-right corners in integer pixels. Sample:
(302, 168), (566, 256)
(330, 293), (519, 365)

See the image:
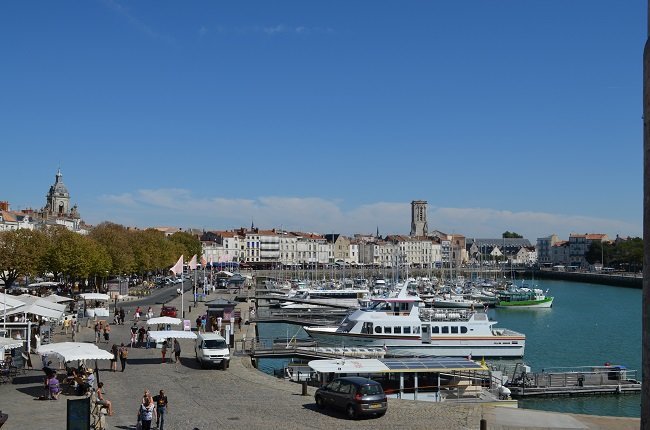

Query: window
(442, 326), (449, 334)
(461, 326), (468, 333)
(374, 326), (382, 334)
(394, 326), (402, 334)
(413, 326), (420, 334)
(451, 326), (458, 334)
(384, 326), (392, 334)
(403, 326), (411, 334)
(432, 326), (439, 334)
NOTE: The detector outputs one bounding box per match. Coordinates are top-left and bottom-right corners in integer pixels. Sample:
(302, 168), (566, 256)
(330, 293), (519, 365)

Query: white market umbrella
(37, 342), (114, 362)
(148, 331), (197, 341)
(146, 317), (182, 325)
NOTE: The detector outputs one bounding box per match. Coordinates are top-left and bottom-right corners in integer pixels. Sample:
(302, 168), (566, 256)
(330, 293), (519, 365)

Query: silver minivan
(194, 332), (230, 369)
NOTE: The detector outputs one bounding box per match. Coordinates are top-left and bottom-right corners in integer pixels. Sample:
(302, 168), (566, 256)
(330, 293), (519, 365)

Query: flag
(189, 254), (198, 270)
(201, 256), (207, 267)
(170, 255), (184, 275)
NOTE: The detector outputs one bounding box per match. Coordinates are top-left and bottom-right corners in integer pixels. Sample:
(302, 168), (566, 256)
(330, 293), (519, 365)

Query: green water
(258, 279), (642, 417)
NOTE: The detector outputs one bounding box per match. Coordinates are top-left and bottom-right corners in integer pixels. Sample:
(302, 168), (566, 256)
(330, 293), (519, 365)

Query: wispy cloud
(216, 25), (334, 36)
(95, 189), (642, 240)
(198, 26), (208, 37)
(102, 0), (177, 46)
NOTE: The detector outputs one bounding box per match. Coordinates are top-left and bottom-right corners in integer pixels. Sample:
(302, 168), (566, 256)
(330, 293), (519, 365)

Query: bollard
(480, 418), (487, 430)
(301, 381), (308, 396)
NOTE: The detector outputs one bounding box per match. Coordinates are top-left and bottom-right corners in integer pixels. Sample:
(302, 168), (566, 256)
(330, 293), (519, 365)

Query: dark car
(160, 306), (178, 318)
(315, 376), (387, 419)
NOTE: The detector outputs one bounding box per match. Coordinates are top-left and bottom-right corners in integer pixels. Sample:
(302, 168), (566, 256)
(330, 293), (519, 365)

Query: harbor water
(256, 279), (641, 418)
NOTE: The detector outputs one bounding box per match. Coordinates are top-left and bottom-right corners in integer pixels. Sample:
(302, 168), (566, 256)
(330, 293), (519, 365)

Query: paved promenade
(0, 286), (641, 429)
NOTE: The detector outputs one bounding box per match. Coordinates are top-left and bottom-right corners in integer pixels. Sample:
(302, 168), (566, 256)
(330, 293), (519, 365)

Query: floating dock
(505, 365), (641, 397)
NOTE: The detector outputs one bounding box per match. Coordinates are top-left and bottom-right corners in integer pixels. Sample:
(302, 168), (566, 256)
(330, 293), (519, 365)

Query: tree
(0, 228), (48, 287)
(502, 231), (523, 239)
(169, 231), (202, 261)
(89, 222), (135, 276)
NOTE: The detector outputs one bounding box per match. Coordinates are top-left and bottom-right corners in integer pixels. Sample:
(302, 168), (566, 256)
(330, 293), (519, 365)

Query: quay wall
(528, 270), (642, 289)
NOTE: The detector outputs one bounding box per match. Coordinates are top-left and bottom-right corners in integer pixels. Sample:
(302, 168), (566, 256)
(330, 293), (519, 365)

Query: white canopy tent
(37, 342), (114, 363)
(27, 281), (60, 288)
(42, 294), (74, 304)
(0, 337), (24, 350)
(146, 317), (181, 325)
(0, 293), (28, 312)
(148, 330), (197, 341)
(4, 302), (64, 321)
(78, 293), (110, 317)
(16, 294), (67, 312)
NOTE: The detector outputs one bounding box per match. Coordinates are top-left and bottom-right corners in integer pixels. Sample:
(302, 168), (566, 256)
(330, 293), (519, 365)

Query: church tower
(45, 168), (71, 216)
(410, 200), (428, 237)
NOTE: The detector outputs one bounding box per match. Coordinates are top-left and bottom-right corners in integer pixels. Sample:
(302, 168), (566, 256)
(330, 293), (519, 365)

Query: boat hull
(496, 297), (554, 308)
(303, 327), (525, 358)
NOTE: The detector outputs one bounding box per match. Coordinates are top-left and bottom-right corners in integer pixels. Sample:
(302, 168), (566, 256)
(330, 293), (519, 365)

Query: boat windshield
(369, 301), (392, 312)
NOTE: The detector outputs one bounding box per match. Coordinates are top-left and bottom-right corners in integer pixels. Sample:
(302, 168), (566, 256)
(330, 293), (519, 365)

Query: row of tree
(585, 238), (643, 272)
(0, 222), (202, 288)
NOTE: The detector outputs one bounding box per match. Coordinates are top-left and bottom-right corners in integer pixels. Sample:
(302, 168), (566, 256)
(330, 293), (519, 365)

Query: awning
(146, 317), (182, 325)
(0, 293), (28, 311)
(27, 281), (60, 288)
(0, 337), (24, 350)
(148, 331), (197, 340)
(4, 303), (64, 320)
(37, 342), (114, 362)
(309, 357), (487, 374)
(79, 293), (110, 301)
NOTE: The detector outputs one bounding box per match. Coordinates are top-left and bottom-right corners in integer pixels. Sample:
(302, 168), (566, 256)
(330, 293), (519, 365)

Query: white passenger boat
(429, 294), (483, 309)
(304, 280), (525, 358)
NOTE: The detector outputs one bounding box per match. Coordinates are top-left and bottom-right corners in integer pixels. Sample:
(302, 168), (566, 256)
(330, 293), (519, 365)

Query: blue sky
(0, 0), (644, 241)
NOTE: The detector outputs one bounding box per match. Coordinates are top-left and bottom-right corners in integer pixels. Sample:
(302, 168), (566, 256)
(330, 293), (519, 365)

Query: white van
(195, 332), (230, 369)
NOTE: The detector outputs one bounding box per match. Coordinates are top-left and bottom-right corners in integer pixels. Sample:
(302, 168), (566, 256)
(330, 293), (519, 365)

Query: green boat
(496, 288), (554, 308)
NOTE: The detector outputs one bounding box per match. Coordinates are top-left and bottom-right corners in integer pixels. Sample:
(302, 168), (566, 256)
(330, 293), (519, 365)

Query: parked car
(315, 376), (387, 419)
(160, 306), (178, 318)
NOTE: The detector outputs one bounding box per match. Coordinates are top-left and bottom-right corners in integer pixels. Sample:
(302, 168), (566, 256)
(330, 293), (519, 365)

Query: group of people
(160, 339), (181, 365)
(110, 343), (130, 372)
(138, 389), (168, 430)
(133, 306), (154, 323)
(94, 321), (111, 344)
(130, 323), (151, 348)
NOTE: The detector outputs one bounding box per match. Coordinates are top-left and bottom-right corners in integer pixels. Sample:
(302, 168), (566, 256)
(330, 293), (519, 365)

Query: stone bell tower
(45, 168), (71, 216)
(410, 200), (428, 237)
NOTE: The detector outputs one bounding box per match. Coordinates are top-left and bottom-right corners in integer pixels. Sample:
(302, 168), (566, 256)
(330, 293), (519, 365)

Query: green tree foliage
(169, 231), (202, 261)
(502, 231), (523, 238)
(586, 238), (643, 272)
(0, 228), (48, 287)
(89, 222), (135, 276)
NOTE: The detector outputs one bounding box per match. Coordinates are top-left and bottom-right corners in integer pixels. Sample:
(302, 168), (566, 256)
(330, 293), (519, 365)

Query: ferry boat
(496, 288), (553, 308)
(303, 280), (525, 358)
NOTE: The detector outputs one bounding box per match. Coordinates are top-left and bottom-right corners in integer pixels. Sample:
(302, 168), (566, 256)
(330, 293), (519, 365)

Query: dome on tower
(49, 169), (69, 197)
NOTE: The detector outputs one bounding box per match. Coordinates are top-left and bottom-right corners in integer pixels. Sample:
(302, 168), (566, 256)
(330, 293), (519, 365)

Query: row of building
(1, 173), (613, 270)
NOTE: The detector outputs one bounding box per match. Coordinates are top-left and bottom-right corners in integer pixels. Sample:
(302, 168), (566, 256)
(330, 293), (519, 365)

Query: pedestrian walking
(94, 322), (101, 344)
(119, 308), (125, 325)
(130, 323), (138, 347)
(110, 344), (118, 372)
(147, 306), (153, 320)
(138, 326), (146, 348)
(135, 306), (141, 322)
(145, 327), (151, 349)
(119, 343), (128, 372)
(138, 396), (156, 430)
(153, 389), (168, 430)
(103, 324), (110, 343)
(195, 316), (201, 333)
(173, 339), (181, 364)
(71, 320), (77, 342)
(201, 315), (207, 333)
(161, 341), (168, 364)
